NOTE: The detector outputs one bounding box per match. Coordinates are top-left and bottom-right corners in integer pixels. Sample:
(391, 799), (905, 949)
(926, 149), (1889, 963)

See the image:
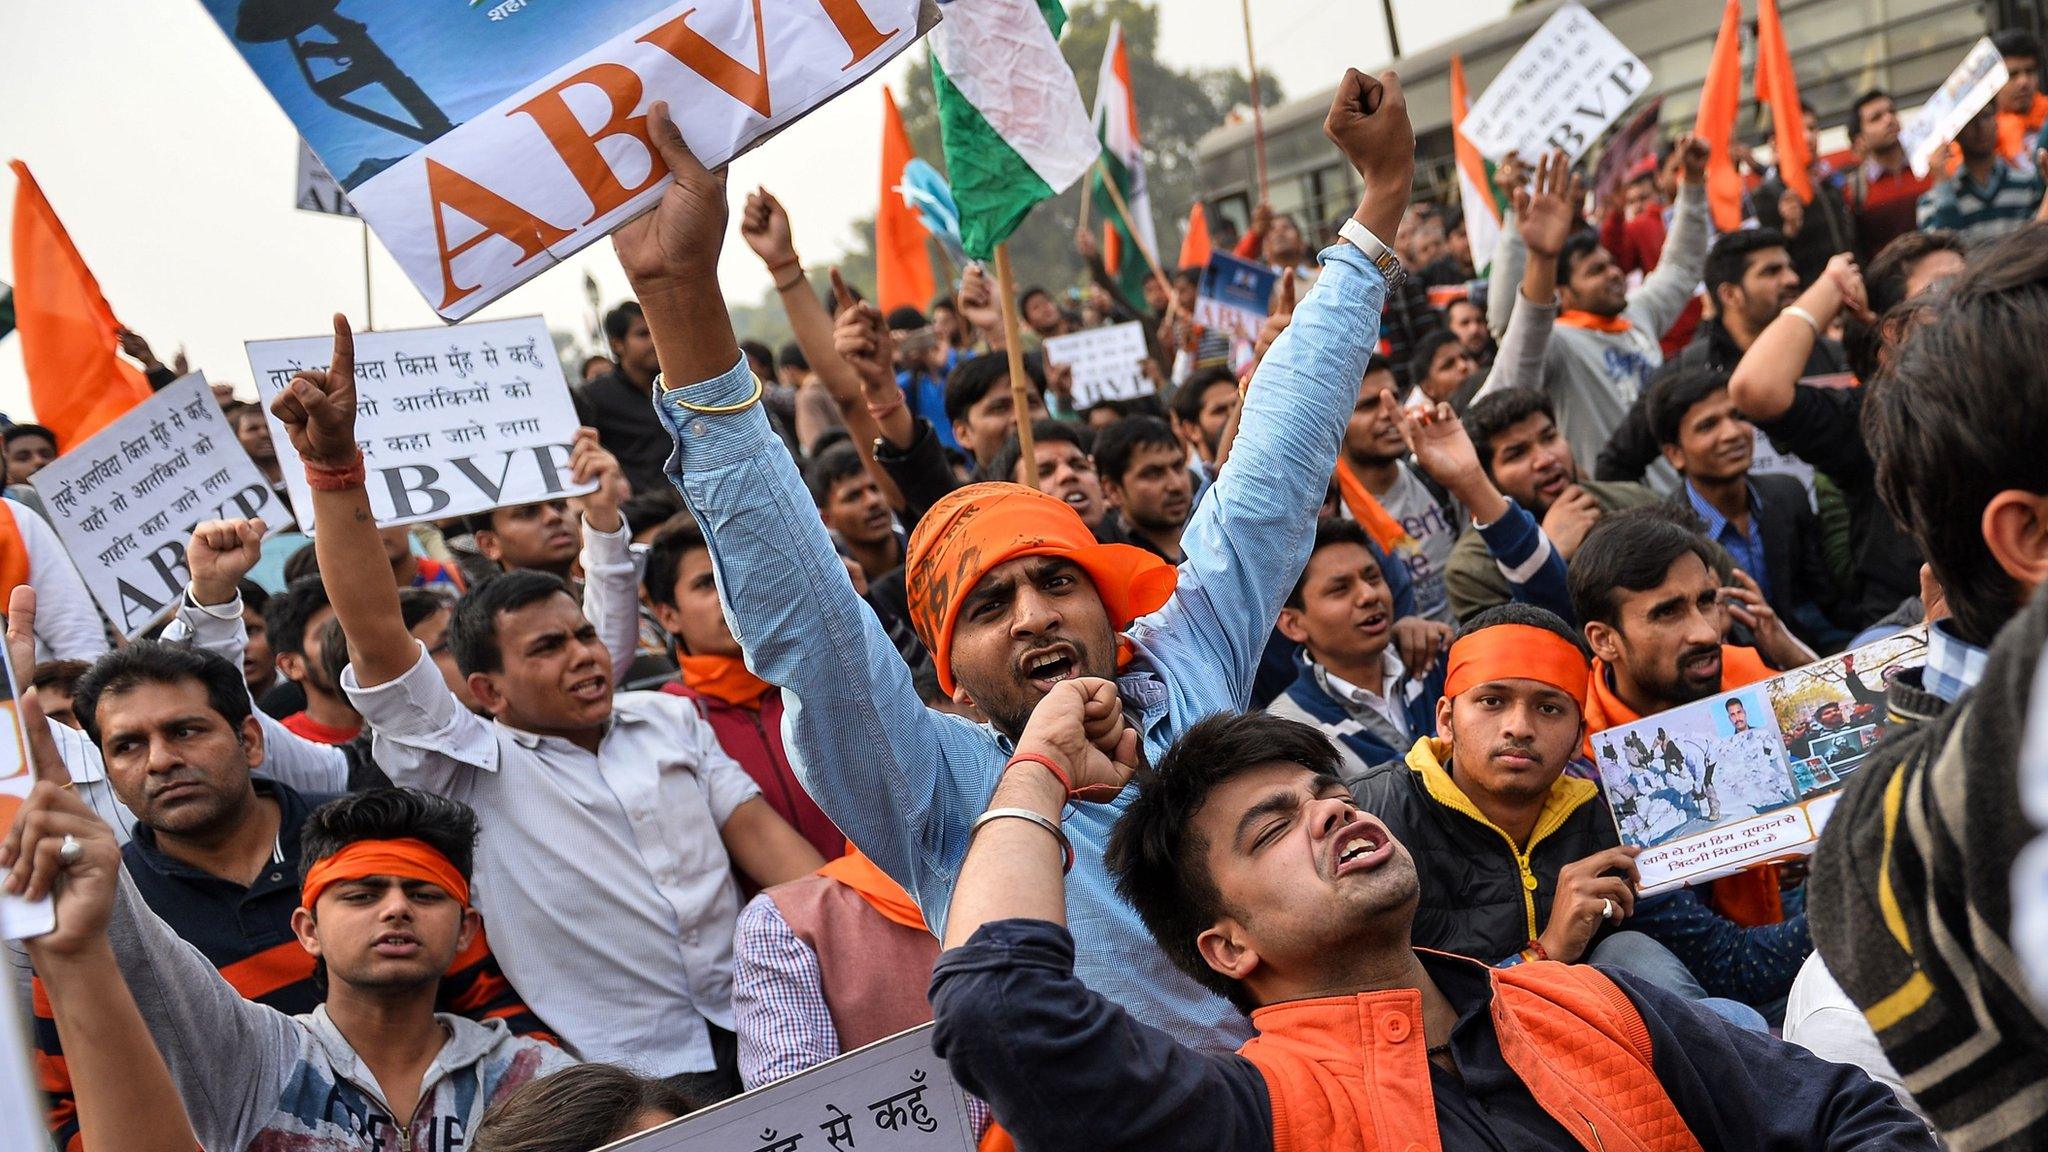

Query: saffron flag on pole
(1179, 202), (1213, 271)
(1694, 0), (1746, 232)
(877, 86), (937, 314)
(1090, 18), (1157, 302)
(931, 0), (1099, 261)
(1754, 0), (1814, 203)
(7, 162), (151, 449)
(1450, 56), (1505, 275)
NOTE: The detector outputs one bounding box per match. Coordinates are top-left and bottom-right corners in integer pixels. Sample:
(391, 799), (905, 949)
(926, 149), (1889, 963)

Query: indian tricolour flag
(1090, 18), (1158, 302)
(931, 0), (1100, 261)
(1451, 55), (1505, 275)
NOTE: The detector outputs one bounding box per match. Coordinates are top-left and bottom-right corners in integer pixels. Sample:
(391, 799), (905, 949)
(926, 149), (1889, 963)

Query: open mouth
(1681, 648), (1722, 680)
(1356, 609), (1390, 637)
(567, 673), (610, 702)
(372, 933), (421, 958)
(1058, 489), (1093, 511)
(1020, 645), (1080, 693)
(1332, 815), (1396, 877)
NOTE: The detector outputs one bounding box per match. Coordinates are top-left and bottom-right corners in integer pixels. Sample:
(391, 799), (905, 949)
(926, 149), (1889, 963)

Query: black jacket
(1668, 471), (1847, 650)
(572, 370), (673, 494)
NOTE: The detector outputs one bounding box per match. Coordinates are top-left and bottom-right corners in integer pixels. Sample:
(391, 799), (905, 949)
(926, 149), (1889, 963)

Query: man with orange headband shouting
(626, 71), (1415, 1050)
(7, 782), (574, 1151)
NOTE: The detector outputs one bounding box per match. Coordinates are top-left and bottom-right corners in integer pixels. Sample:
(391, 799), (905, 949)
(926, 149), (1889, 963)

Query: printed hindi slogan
(1457, 3), (1652, 163)
(600, 1025), (974, 1151)
(30, 374), (293, 639)
(1042, 321), (1152, 410)
(246, 316), (595, 532)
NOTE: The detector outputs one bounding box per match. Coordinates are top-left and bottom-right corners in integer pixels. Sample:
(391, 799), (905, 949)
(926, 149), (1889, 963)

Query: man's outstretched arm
(617, 103), (969, 912)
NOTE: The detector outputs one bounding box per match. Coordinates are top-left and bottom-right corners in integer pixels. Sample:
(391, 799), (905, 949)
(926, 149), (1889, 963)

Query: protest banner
(30, 374), (292, 639)
(1590, 627), (1929, 892)
(1193, 252), (1279, 344)
(296, 139), (358, 218)
(198, 0), (942, 321)
(247, 315), (594, 532)
(1458, 3), (1652, 163)
(1042, 321), (1151, 410)
(0, 643), (50, 942)
(599, 1024), (974, 1151)
(1901, 37), (2009, 177)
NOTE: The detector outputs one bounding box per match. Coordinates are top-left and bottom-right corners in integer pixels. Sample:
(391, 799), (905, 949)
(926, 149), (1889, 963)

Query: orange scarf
(816, 848), (926, 931)
(1557, 309), (1633, 334)
(1332, 459), (1417, 557)
(679, 654), (773, 709)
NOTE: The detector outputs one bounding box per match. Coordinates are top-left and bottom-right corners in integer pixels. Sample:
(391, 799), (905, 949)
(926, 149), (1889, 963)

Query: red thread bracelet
(866, 394), (906, 420)
(1006, 752), (1075, 797)
(304, 451), (367, 491)
(1525, 938), (1550, 963)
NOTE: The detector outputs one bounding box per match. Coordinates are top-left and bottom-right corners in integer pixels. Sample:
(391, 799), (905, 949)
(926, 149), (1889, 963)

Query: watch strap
(1339, 218), (1407, 287)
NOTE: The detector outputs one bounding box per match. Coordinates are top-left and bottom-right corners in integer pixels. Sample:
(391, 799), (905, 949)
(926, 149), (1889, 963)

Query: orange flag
(1178, 202), (1212, 271)
(1754, 0), (1813, 204)
(1693, 0), (1745, 232)
(9, 161), (151, 448)
(876, 87), (936, 315)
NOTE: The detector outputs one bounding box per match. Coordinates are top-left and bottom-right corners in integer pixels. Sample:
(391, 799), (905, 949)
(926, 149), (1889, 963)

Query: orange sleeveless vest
(1239, 956), (1703, 1152)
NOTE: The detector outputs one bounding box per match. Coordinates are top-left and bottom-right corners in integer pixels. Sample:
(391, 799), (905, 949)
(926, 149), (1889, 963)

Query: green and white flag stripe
(931, 0), (1100, 261)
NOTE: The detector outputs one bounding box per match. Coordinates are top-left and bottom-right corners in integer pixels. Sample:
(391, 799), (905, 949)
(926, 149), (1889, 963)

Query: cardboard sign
(1459, 3), (1652, 162)
(30, 374), (293, 638)
(1193, 253), (1279, 344)
(199, 0), (941, 321)
(1042, 321), (1151, 410)
(247, 316), (593, 532)
(296, 138), (358, 218)
(1591, 628), (1929, 892)
(1902, 37), (2010, 177)
(599, 1025), (974, 1151)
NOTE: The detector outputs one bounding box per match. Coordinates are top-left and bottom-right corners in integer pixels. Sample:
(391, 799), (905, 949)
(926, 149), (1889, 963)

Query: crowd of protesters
(5, 22), (2048, 1152)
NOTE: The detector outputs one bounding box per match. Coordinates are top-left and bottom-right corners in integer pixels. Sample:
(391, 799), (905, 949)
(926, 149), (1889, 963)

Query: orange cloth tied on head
(301, 838), (470, 910)
(1443, 623), (1590, 712)
(906, 482), (1178, 696)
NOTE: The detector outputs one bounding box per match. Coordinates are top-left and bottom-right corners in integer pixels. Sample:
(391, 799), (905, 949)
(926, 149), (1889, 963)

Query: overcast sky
(0, 0), (1511, 417)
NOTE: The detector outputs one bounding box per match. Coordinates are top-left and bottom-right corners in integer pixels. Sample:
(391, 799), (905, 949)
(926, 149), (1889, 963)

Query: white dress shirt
(344, 644), (761, 1074)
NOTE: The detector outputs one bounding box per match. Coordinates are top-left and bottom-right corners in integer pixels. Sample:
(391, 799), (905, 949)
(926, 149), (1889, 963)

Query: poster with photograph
(1593, 627), (1929, 891)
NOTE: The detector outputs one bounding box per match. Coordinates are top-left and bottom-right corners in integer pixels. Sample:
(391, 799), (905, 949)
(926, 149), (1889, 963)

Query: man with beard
(265, 574), (362, 746)
(1093, 416), (1195, 565)
(807, 442), (904, 584)
(987, 421), (1109, 538)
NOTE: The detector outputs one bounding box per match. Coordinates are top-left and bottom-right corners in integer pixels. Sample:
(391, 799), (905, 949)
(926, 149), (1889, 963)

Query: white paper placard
(599, 1025), (974, 1151)
(247, 316), (595, 532)
(1042, 322), (1151, 410)
(296, 139), (359, 219)
(1902, 38), (2010, 177)
(1459, 3), (1652, 162)
(30, 374), (294, 638)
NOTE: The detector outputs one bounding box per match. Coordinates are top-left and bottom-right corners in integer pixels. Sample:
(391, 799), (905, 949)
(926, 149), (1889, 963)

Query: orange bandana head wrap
(302, 838), (470, 910)
(906, 482), (1178, 696)
(1443, 623), (1590, 712)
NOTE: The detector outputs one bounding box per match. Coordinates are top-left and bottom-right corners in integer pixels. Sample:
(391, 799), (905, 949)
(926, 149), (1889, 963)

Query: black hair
(602, 301), (643, 345)
(640, 516), (709, 610)
(1087, 396), (1170, 423)
(1455, 602), (1591, 659)
(777, 341), (808, 373)
(1170, 367), (1239, 426)
(73, 642), (252, 747)
(1994, 29), (2041, 61)
(1286, 517), (1375, 609)
(1363, 352), (1396, 383)
(283, 540), (322, 584)
(579, 355), (613, 379)
(739, 340), (774, 376)
(1019, 286), (1052, 311)
(1865, 223), (2048, 647)
(1847, 88), (1892, 141)
(1557, 231), (1606, 286)
(1107, 710), (1345, 1014)
(398, 588), (448, 633)
(315, 616), (352, 698)
(943, 353), (1043, 427)
(448, 570), (575, 676)
(264, 574), (332, 658)
(1567, 506), (1719, 627)
(1461, 388), (1558, 479)
(885, 306), (928, 331)
(1092, 415), (1181, 487)
(1406, 329), (1463, 386)
(805, 426), (854, 459)
(1647, 364), (1734, 449)
(236, 578), (271, 615)
(1704, 228), (1790, 303)
(803, 441), (869, 509)
(3, 423), (57, 450)
(30, 659), (92, 696)
(299, 787), (478, 889)
(987, 419), (1093, 489)
(619, 486), (685, 538)
(1173, 266), (1203, 288)
(1844, 229), (1968, 381)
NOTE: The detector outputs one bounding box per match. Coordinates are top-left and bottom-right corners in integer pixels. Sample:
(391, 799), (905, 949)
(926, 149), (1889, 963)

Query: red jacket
(661, 682), (845, 861)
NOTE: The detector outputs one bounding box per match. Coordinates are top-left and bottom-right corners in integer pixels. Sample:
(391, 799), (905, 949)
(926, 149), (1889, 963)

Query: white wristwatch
(1339, 218), (1407, 287)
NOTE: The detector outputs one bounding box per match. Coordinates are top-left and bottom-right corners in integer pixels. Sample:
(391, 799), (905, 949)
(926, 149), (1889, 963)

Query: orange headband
(302, 838), (470, 910)
(1443, 624), (1590, 711)
(905, 482), (1177, 695)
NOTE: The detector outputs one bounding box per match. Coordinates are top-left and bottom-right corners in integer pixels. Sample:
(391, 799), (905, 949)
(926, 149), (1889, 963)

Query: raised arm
(1730, 253), (1869, 422)
(1624, 136), (1711, 337)
(568, 428), (640, 684)
(1484, 152), (1531, 338)
(1472, 151), (1575, 405)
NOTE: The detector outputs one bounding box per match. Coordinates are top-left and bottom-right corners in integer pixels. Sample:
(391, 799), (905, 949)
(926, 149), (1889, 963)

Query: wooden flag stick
(1241, 0), (1269, 201)
(1096, 162), (1181, 325)
(991, 242), (1040, 489)
(1077, 159), (1095, 239)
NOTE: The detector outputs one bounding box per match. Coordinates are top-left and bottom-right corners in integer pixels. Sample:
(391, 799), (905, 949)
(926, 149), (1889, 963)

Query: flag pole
(1096, 162), (1180, 325)
(1240, 0), (1269, 201)
(1077, 160), (1095, 240)
(991, 243), (1040, 489)
(361, 220), (375, 330)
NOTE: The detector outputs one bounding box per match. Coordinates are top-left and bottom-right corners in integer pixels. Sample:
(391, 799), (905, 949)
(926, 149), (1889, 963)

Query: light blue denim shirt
(654, 242), (1388, 1052)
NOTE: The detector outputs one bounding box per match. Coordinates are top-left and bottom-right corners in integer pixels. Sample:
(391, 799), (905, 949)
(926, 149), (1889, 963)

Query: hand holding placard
(613, 102), (730, 291)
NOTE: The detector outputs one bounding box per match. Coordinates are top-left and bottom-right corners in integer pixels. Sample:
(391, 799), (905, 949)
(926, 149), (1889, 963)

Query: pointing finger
(330, 313), (354, 387)
(830, 268), (856, 316)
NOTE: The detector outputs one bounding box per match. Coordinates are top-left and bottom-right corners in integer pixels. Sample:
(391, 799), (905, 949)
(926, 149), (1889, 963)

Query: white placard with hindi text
(598, 1025), (974, 1151)
(1902, 38), (2010, 177)
(1459, 3), (1652, 162)
(296, 139), (359, 219)
(30, 374), (293, 638)
(247, 316), (595, 532)
(1043, 322), (1151, 410)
